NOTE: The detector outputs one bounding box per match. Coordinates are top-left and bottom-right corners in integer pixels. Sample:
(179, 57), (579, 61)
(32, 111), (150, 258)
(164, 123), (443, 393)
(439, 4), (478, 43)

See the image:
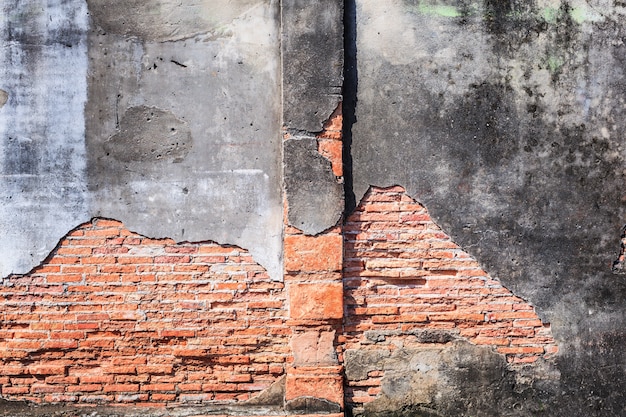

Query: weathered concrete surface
(282, 0), (343, 133)
(0, 399), (285, 417)
(86, 0), (283, 279)
(284, 138), (343, 235)
(346, 342), (560, 417)
(351, 0), (626, 415)
(86, 0), (261, 42)
(0, 0), (90, 276)
(0, 0), (283, 280)
(281, 0), (344, 235)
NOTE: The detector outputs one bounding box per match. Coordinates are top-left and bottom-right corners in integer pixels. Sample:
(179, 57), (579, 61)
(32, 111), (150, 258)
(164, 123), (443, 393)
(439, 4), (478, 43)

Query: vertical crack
(612, 225), (626, 274)
(343, 0), (358, 215)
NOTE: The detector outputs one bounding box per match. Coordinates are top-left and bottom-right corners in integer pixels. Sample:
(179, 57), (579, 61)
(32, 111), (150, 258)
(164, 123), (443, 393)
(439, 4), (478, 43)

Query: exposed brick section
(283, 102), (345, 410)
(0, 219), (289, 405)
(342, 186), (559, 407)
(317, 103), (343, 177)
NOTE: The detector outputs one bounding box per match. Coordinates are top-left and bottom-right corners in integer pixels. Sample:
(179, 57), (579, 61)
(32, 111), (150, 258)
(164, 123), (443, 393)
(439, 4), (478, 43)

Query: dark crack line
(343, 0), (357, 215)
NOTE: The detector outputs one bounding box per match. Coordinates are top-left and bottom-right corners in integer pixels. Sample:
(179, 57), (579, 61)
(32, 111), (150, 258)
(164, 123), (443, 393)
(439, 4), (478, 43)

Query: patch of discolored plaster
(612, 225), (626, 274)
(86, 0), (263, 42)
(104, 106), (192, 163)
(0, 0), (90, 278)
(282, 0), (343, 133)
(349, 342), (560, 417)
(0, 89), (7, 108)
(284, 397), (341, 414)
(283, 138), (343, 235)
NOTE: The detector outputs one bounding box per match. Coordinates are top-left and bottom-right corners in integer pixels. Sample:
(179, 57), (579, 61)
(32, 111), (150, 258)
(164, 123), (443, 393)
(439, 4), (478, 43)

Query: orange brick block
(289, 282), (343, 320)
(284, 234), (343, 273)
(285, 369), (343, 406)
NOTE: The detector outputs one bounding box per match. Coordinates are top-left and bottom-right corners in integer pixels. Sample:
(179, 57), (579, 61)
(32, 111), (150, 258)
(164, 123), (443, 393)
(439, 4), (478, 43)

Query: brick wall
(342, 186), (558, 408)
(0, 219), (289, 405)
(0, 186), (560, 412)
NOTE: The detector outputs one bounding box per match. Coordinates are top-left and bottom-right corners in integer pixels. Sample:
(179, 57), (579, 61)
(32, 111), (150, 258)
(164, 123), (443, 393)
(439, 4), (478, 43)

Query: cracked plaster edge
(349, 183), (559, 340)
(1, 217), (279, 282)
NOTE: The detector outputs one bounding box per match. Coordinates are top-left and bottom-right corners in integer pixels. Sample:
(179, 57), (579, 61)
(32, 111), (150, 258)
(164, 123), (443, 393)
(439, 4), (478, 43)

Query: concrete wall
(2, 0), (626, 416)
(0, 0), (283, 280)
(349, 0), (626, 415)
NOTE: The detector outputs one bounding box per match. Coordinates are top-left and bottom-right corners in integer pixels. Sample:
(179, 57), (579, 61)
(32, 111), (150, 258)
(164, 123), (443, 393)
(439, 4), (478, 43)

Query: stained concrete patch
(347, 342), (559, 417)
(104, 106), (191, 163)
(0, 89), (7, 108)
(284, 137), (343, 235)
(282, 0), (343, 132)
(285, 397), (342, 414)
(0, 0), (90, 277)
(86, 0), (262, 41)
(85, 2), (283, 280)
(351, 1), (626, 413)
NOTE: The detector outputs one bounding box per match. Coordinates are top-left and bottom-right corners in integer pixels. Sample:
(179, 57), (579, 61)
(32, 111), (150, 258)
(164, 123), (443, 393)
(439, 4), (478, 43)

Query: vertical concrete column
(281, 0), (344, 413)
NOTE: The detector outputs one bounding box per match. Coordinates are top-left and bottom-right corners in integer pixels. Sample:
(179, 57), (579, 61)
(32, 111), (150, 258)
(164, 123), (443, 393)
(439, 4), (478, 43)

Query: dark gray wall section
(282, 0), (343, 133)
(282, 0), (344, 234)
(284, 138), (343, 235)
(346, 342), (559, 417)
(352, 0), (626, 415)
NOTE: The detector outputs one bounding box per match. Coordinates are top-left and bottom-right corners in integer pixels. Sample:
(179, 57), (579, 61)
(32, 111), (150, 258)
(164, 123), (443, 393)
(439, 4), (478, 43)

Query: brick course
(0, 219), (289, 405)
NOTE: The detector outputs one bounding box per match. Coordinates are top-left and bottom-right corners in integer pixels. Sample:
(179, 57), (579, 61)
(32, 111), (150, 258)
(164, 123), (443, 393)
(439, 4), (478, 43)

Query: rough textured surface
(0, 219), (289, 405)
(282, 0), (343, 132)
(0, 0), (90, 277)
(0, 0), (283, 280)
(86, 0), (283, 280)
(343, 187), (559, 415)
(351, 1), (626, 415)
(103, 106), (192, 163)
(350, 342), (559, 417)
(86, 0), (261, 42)
(284, 138), (343, 235)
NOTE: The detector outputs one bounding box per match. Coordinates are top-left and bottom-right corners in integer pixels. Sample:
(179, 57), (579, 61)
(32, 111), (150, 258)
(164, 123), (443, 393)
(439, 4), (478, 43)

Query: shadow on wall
(0, 219), (289, 405)
(342, 186), (560, 417)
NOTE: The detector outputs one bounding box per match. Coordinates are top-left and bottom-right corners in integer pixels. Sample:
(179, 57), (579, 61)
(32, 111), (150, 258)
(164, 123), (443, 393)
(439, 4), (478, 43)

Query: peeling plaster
(0, 0), (283, 280)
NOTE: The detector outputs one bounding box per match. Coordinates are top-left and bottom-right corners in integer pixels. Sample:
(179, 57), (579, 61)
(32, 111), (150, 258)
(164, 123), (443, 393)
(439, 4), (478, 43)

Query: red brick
(497, 346), (545, 355)
(29, 365), (66, 375)
(289, 282), (343, 320)
(140, 383), (175, 391)
(66, 384), (102, 392)
(284, 234), (343, 272)
(103, 384), (139, 393)
(151, 393), (176, 401)
(154, 255), (190, 263)
(2, 386), (30, 395)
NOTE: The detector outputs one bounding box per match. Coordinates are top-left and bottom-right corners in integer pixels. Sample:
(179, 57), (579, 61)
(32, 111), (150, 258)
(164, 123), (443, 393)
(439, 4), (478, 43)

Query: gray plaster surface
(0, 0), (90, 276)
(0, 0), (283, 280)
(282, 0), (343, 133)
(351, 0), (626, 414)
(284, 138), (343, 235)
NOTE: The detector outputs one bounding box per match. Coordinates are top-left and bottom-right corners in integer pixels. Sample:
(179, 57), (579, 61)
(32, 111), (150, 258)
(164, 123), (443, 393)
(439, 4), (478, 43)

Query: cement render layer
(0, 0), (283, 280)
